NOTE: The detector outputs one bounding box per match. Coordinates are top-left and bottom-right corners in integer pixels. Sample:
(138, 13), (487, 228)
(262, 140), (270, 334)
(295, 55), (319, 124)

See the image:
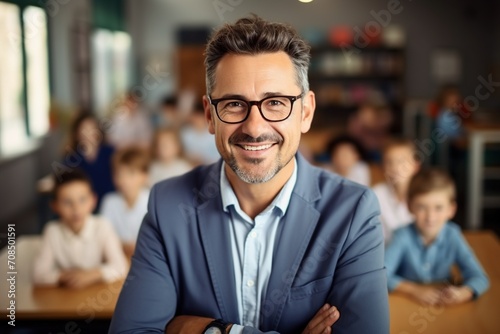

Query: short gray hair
(204, 15), (311, 96)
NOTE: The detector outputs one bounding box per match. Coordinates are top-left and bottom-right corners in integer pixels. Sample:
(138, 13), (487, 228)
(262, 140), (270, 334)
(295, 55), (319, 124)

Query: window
(0, 1), (50, 155)
(91, 29), (132, 115)
(24, 6), (50, 137)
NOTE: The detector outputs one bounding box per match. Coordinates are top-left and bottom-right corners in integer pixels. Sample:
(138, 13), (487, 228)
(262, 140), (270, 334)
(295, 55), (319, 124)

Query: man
(110, 15), (389, 334)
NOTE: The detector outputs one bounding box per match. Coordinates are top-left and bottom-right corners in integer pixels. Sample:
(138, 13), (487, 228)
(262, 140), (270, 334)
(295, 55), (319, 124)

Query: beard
(225, 132), (292, 184)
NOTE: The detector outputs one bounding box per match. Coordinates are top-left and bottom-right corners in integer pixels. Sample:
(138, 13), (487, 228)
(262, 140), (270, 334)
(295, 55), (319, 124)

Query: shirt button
(247, 279), (255, 287)
(250, 231), (258, 238)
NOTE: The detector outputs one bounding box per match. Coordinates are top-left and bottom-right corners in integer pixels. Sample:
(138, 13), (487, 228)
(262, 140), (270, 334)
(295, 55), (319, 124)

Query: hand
(408, 285), (443, 305)
(439, 286), (473, 305)
(165, 315), (232, 334)
(302, 303), (340, 334)
(59, 269), (102, 289)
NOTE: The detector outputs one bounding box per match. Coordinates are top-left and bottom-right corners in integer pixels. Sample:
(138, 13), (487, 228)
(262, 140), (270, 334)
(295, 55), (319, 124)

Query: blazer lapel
(197, 162), (240, 323)
(261, 155), (322, 330)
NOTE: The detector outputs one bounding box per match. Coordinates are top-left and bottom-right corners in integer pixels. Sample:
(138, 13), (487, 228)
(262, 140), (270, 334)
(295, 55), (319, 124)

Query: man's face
(204, 52), (315, 183)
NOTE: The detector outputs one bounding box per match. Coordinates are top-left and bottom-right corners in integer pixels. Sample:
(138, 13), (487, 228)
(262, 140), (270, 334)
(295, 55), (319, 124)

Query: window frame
(0, 0), (52, 158)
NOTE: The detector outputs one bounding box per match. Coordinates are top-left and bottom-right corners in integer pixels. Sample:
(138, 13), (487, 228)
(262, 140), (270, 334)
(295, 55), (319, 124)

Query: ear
(448, 200), (457, 220)
(203, 95), (215, 135)
(300, 90), (316, 134)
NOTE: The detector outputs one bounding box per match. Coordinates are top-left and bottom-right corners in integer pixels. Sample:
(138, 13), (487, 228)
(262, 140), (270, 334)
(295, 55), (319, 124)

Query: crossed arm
(165, 304), (340, 334)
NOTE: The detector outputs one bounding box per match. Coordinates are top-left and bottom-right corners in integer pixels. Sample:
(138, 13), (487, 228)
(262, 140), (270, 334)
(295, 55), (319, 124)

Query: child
(149, 128), (192, 186)
(108, 91), (153, 149)
(180, 103), (220, 165)
(100, 147), (150, 257)
(385, 169), (489, 305)
(347, 103), (393, 162)
(65, 112), (115, 211)
(373, 138), (420, 242)
(326, 135), (370, 186)
(33, 170), (128, 288)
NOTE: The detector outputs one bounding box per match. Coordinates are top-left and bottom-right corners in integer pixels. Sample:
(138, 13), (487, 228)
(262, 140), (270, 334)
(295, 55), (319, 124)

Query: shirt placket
(241, 219), (262, 326)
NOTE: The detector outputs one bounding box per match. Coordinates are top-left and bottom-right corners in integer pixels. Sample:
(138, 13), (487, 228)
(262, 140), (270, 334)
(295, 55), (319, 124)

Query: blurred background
(0, 0), (499, 331)
(2, 0), (499, 238)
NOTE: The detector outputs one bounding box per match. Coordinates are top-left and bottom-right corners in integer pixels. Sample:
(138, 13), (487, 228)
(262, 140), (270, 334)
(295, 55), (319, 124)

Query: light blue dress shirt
(220, 160), (297, 333)
(385, 222), (489, 297)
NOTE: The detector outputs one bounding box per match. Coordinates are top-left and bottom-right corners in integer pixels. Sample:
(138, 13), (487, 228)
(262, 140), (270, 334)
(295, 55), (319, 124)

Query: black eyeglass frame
(208, 93), (304, 124)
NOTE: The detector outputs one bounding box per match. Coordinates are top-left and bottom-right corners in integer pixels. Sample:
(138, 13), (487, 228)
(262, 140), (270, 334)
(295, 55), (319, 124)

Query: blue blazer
(109, 154), (389, 334)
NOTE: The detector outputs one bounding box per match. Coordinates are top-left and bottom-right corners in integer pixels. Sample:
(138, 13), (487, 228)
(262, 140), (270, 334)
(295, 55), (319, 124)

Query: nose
(240, 104), (269, 139)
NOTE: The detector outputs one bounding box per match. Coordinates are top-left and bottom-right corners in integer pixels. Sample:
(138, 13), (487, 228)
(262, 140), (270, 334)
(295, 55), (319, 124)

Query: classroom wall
(126, 0), (496, 103)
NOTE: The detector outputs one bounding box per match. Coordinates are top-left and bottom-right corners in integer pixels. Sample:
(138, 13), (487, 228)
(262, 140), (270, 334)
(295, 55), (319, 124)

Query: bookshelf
(309, 45), (405, 131)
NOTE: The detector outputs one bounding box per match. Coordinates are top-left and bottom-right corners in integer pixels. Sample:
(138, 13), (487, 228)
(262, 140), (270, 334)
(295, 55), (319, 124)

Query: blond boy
(385, 169), (489, 305)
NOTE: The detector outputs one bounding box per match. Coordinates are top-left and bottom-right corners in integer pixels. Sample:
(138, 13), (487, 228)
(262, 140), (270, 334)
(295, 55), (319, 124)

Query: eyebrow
(216, 92), (286, 100)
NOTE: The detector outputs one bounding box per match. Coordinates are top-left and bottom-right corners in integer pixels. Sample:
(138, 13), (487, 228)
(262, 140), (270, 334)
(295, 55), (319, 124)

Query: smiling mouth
(239, 144), (274, 151)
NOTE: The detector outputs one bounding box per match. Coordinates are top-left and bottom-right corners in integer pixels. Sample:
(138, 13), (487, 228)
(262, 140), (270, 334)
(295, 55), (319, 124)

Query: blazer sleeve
(109, 186), (177, 333)
(328, 189), (390, 334)
(384, 229), (408, 291)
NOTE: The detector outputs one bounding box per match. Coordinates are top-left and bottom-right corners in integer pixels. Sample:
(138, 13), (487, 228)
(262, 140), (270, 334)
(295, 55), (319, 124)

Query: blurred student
(149, 128), (192, 187)
(373, 139), (420, 241)
(432, 85), (469, 140)
(155, 95), (183, 129)
(101, 147), (150, 257)
(385, 169), (489, 305)
(347, 103), (393, 162)
(327, 135), (370, 186)
(65, 112), (115, 210)
(33, 170), (128, 288)
(180, 103), (220, 165)
(108, 91), (153, 149)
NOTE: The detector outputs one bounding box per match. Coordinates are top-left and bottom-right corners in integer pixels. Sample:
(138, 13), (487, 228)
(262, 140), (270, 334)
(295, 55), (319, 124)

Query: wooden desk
(390, 231), (500, 334)
(1, 280), (123, 320)
(0, 236), (124, 320)
(1, 233), (499, 332)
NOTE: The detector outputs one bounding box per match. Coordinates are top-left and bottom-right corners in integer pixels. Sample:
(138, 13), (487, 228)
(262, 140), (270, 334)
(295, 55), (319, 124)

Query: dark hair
(52, 169), (93, 200)
(67, 111), (104, 152)
(327, 135), (367, 161)
(112, 147), (150, 173)
(161, 95), (178, 107)
(408, 168), (456, 203)
(204, 14), (311, 95)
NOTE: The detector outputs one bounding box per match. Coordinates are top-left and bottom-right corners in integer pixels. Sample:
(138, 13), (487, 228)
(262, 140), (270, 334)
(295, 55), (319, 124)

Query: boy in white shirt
(372, 138), (420, 242)
(34, 170), (128, 288)
(101, 147), (150, 257)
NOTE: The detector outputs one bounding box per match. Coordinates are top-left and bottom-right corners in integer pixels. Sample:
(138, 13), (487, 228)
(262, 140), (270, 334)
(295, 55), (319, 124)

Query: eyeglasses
(208, 93), (304, 124)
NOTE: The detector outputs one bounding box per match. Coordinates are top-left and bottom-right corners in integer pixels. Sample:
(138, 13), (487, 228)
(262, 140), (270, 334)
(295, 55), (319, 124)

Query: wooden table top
(1, 280), (124, 320)
(1, 232), (499, 333)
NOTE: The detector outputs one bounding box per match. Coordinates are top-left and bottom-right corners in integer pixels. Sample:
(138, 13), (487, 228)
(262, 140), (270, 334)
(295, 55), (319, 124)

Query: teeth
(242, 144), (273, 151)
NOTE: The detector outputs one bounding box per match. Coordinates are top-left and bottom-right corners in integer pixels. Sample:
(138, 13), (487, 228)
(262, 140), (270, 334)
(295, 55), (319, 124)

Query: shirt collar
(61, 216), (95, 240)
(412, 222), (448, 248)
(220, 158), (298, 217)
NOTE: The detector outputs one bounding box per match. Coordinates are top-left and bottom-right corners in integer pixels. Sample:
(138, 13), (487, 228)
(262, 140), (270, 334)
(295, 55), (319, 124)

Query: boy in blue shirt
(385, 168), (489, 305)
